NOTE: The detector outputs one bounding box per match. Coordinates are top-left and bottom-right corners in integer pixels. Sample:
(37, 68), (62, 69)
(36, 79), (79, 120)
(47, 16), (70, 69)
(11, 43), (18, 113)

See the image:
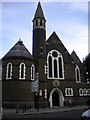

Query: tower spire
(33, 2), (45, 21)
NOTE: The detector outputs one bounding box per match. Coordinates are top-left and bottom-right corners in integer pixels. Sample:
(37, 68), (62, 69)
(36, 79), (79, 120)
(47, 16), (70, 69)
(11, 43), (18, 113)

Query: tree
(83, 53), (90, 83)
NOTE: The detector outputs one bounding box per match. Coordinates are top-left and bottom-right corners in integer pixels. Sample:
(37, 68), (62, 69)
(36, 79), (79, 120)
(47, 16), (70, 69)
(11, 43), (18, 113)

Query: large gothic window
(19, 63), (26, 80)
(6, 62), (12, 79)
(75, 65), (81, 83)
(47, 50), (64, 79)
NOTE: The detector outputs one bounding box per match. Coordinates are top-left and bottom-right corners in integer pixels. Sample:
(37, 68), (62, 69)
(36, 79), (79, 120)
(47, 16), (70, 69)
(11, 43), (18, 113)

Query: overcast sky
(1, 0), (89, 62)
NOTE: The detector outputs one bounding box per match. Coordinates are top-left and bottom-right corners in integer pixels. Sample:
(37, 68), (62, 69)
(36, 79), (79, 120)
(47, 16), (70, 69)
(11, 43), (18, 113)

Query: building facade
(2, 2), (90, 108)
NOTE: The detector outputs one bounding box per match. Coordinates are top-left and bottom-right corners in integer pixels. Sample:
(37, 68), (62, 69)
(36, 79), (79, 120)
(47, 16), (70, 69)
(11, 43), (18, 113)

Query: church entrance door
(49, 88), (64, 108)
(52, 91), (59, 106)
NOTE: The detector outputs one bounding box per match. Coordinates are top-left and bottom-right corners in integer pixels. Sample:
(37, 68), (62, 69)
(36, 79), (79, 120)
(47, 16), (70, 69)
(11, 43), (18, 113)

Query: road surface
(2, 109), (86, 120)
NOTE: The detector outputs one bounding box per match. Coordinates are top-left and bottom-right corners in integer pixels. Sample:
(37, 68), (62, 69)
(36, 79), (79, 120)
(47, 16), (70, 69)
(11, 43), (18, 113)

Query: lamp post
(34, 73), (39, 111)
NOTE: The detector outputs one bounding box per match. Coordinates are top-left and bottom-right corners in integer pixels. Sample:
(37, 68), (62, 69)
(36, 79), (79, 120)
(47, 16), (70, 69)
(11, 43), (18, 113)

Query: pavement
(2, 105), (89, 116)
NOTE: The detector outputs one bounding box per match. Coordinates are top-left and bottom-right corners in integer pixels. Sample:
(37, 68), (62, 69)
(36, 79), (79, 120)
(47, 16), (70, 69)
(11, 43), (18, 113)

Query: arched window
(31, 64), (35, 81)
(6, 62), (12, 79)
(19, 63), (26, 80)
(75, 65), (81, 83)
(47, 50), (64, 79)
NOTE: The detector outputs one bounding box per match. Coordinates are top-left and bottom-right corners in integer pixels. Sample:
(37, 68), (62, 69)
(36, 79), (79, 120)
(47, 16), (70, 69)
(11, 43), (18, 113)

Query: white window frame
(83, 88), (87, 96)
(65, 88), (73, 96)
(79, 88), (83, 96)
(75, 65), (81, 83)
(87, 89), (90, 96)
(6, 62), (12, 79)
(44, 65), (47, 74)
(47, 50), (64, 79)
(19, 62), (26, 80)
(31, 64), (35, 81)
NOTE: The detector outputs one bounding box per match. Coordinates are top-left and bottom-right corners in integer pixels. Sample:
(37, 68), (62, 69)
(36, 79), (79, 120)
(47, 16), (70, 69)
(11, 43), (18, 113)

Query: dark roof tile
(3, 40), (34, 60)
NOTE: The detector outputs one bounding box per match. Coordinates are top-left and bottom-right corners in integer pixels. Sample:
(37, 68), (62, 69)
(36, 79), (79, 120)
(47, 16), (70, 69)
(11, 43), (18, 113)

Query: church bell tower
(32, 2), (47, 106)
(32, 2), (47, 95)
(33, 2), (46, 58)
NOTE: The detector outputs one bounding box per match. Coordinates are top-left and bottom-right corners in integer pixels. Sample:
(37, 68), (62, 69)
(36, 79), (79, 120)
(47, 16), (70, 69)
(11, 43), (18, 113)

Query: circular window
(52, 51), (58, 58)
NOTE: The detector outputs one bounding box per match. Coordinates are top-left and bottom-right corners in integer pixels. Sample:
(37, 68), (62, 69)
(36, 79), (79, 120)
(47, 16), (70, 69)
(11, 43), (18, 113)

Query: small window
(6, 62), (12, 79)
(79, 88), (83, 96)
(40, 20), (42, 26)
(44, 21), (45, 28)
(36, 20), (38, 26)
(65, 88), (73, 96)
(83, 88), (87, 96)
(40, 47), (43, 54)
(19, 63), (26, 80)
(31, 64), (35, 81)
(87, 89), (90, 96)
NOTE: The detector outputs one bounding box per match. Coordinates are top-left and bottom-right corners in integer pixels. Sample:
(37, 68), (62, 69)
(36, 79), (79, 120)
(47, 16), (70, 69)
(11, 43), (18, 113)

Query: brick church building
(2, 2), (90, 108)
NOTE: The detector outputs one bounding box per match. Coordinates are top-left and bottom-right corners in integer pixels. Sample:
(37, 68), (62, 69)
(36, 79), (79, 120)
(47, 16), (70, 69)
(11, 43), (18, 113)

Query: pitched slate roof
(46, 31), (75, 62)
(3, 40), (34, 60)
(71, 50), (82, 64)
(33, 2), (45, 20)
(46, 31), (62, 44)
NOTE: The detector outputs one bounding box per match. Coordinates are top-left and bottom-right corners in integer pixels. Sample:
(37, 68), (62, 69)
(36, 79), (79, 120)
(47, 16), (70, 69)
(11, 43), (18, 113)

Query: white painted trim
(49, 88), (64, 108)
(47, 50), (64, 80)
(44, 65), (47, 74)
(6, 62), (12, 80)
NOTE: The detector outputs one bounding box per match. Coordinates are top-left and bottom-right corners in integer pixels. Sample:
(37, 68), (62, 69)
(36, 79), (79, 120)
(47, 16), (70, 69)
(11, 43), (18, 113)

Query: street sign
(31, 80), (39, 92)
(34, 79), (39, 92)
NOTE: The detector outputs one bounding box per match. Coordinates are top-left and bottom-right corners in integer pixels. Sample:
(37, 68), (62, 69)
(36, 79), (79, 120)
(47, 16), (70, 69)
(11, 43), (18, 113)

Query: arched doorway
(49, 88), (64, 108)
(52, 91), (59, 106)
